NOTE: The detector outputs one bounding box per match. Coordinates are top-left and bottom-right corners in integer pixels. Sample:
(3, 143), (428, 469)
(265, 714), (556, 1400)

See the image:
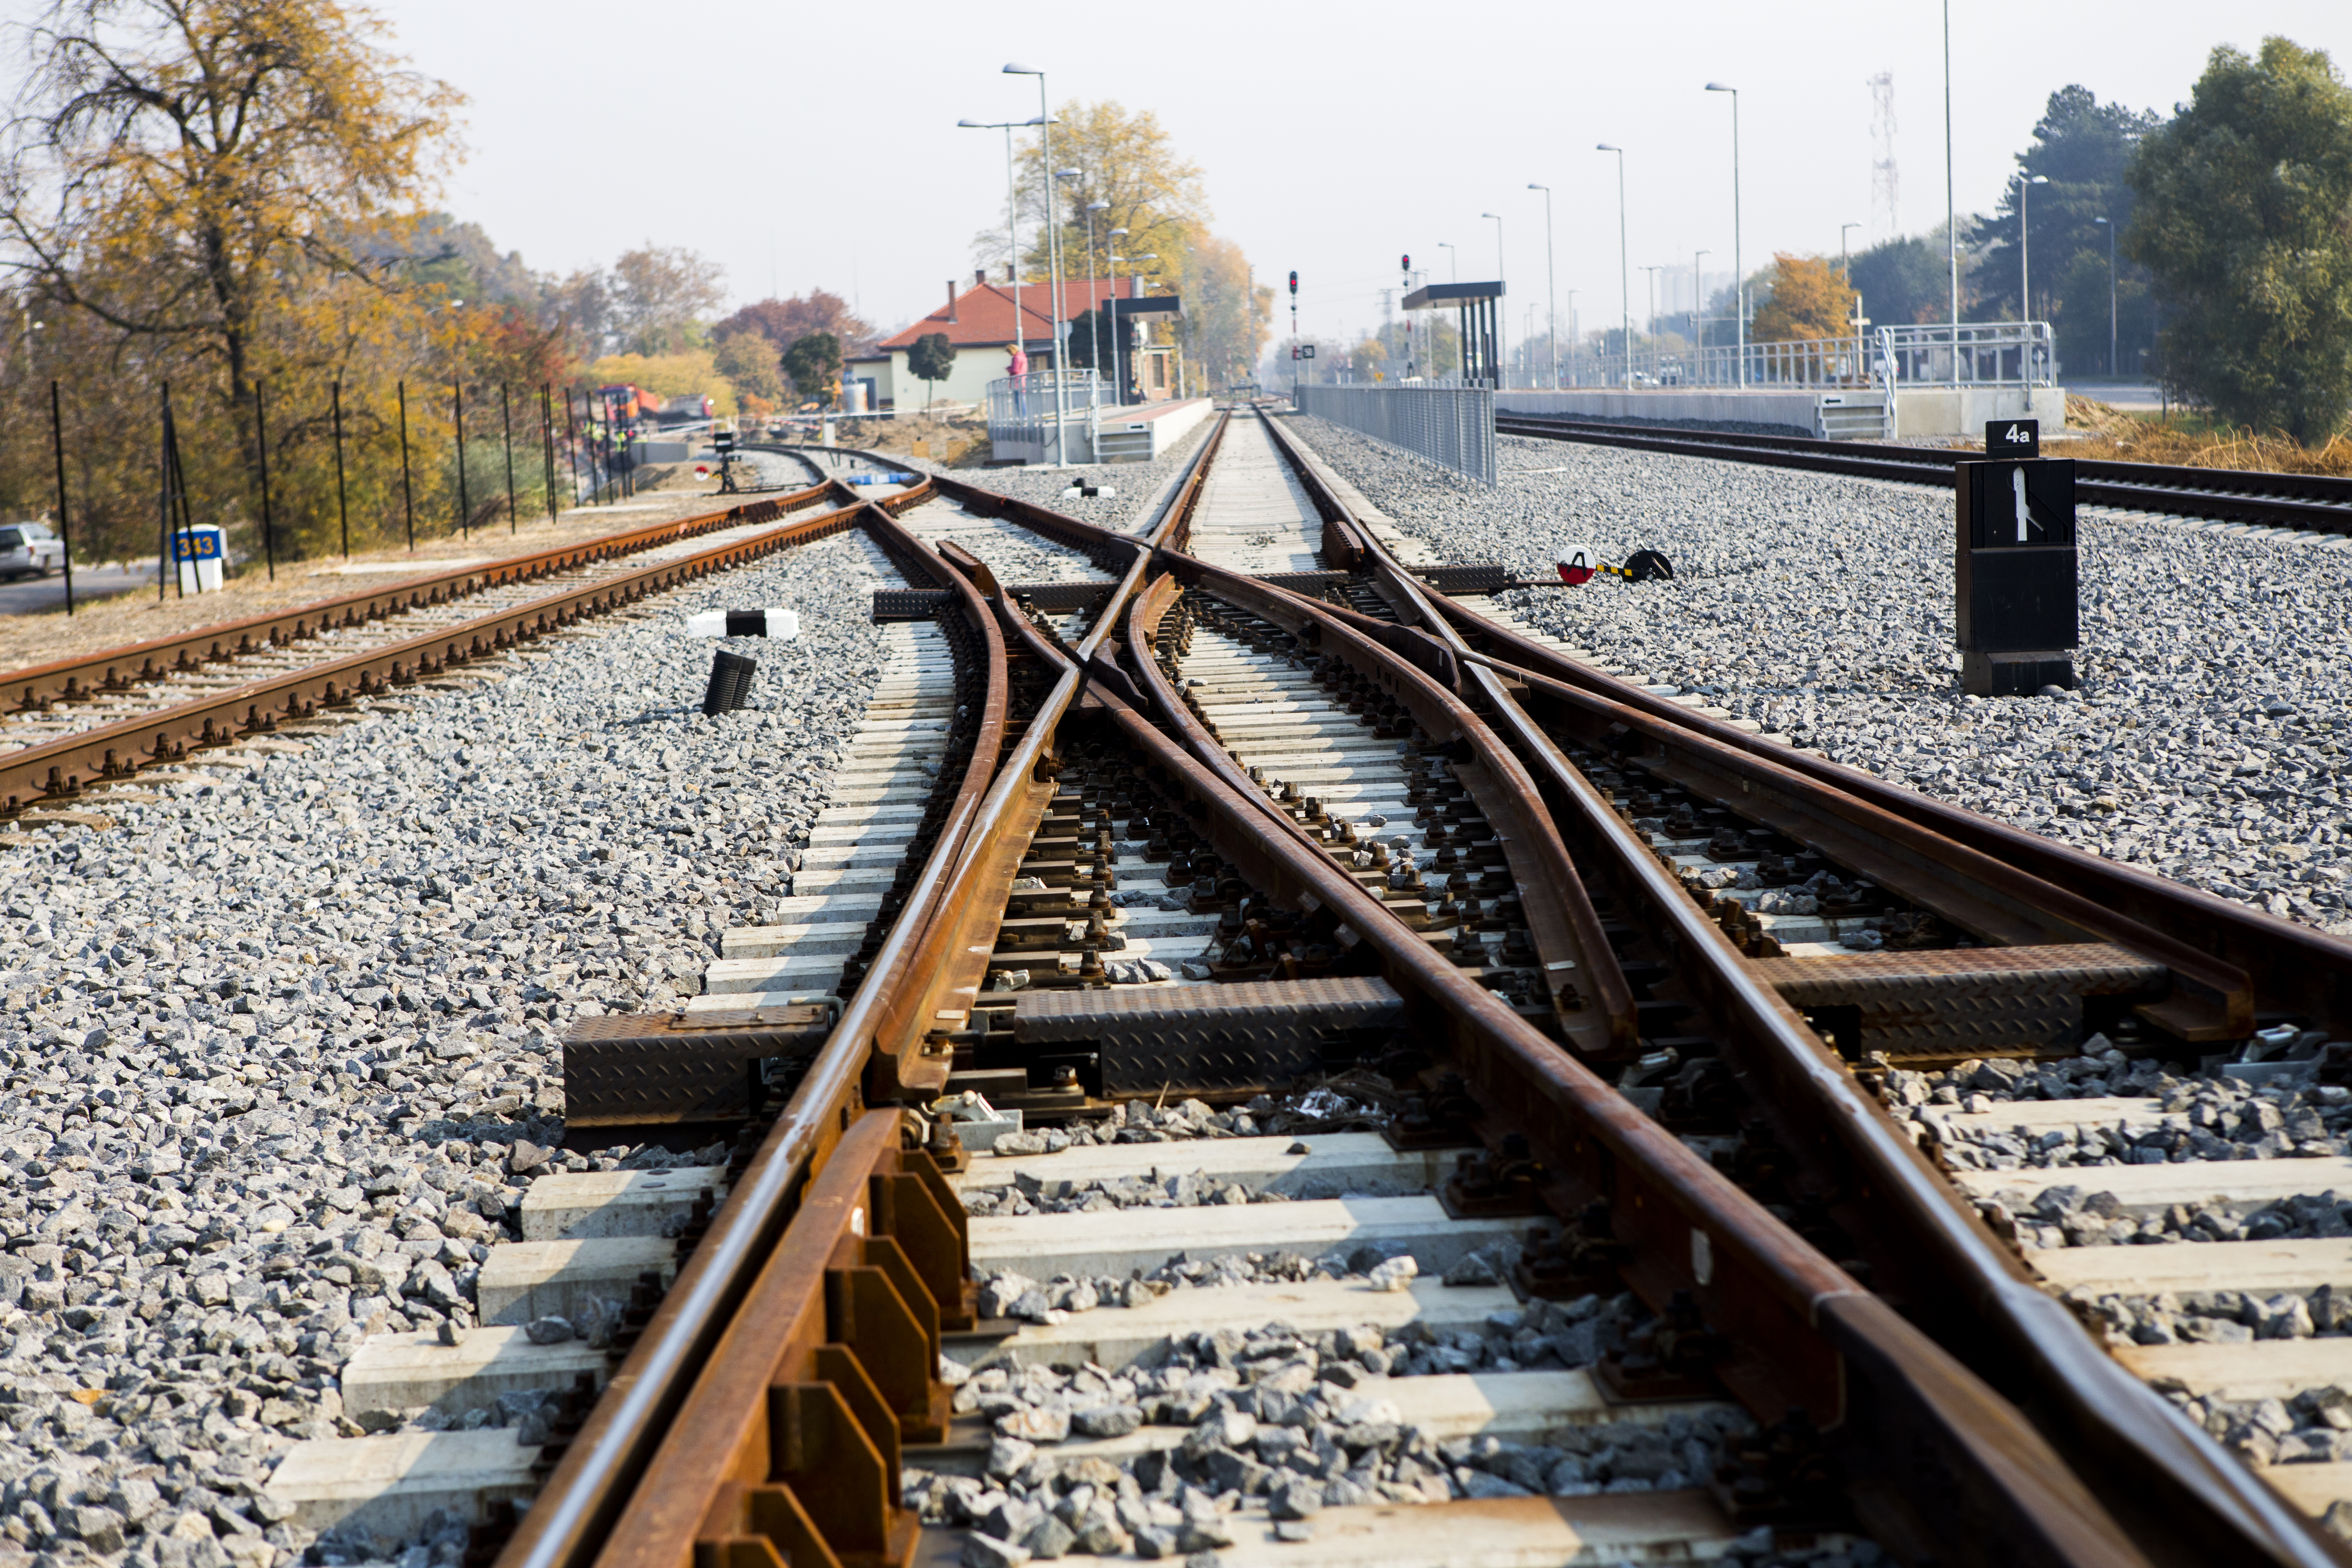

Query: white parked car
(0, 521), (65, 580)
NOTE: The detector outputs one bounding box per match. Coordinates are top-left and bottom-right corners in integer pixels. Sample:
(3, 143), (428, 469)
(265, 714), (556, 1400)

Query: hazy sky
(10, 0), (2350, 352)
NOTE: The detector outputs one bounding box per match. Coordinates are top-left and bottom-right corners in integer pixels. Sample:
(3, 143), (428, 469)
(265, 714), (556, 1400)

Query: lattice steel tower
(1869, 71), (1899, 240)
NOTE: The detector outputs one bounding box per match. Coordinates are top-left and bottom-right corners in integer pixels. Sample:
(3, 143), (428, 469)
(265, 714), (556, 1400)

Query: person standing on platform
(1008, 343), (1029, 417)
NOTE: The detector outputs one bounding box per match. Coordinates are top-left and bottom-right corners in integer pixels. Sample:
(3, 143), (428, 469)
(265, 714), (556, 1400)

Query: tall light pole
(2018, 173), (2049, 322)
(957, 115), (1044, 410)
(1528, 184), (1557, 389)
(1704, 84), (1743, 387)
(1108, 228), (1128, 401)
(1003, 65), (1069, 466)
(1437, 241), (1457, 281)
(1691, 249), (1709, 364)
(1942, 0), (1957, 383)
(1596, 144), (1630, 387)
(2093, 215), (2117, 377)
(1083, 199), (1109, 393)
(1840, 222), (1860, 274)
(1481, 211), (1505, 387)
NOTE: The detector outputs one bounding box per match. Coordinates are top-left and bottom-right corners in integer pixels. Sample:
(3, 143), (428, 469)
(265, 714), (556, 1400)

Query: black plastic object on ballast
(702, 649), (758, 716)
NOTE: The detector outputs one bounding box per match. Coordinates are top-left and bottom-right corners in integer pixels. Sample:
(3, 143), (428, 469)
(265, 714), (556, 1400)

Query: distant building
(845, 272), (1174, 413)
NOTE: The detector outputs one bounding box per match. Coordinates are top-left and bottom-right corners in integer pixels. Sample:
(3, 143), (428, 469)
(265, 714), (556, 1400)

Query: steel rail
(1108, 605), (2149, 1565)
(782, 427), (2154, 1559)
(0, 484), (836, 715)
(958, 516), (2154, 1562)
(1491, 415), (2352, 535)
(502, 425), (1229, 1568)
(491, 478), (1012, 1568)
(1264, 410), (2352, 1567)
(1407, 574), (2352, 1044)
(0, 493), (882, 820)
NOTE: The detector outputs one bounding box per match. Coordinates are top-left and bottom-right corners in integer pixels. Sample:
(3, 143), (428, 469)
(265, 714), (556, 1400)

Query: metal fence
(985, 372), (1112, 456)
(1293, 380), (1495, 485)
(1532, 320), (2057, 393)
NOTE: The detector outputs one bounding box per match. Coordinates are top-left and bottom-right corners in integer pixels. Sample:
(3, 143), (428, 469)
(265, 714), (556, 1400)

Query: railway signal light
(1401, 254), (1410, 273)
(1288, 271), (1298, 295)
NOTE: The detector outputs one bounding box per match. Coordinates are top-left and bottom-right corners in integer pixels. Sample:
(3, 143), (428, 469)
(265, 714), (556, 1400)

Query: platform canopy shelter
(1107, 293), (1185, 402)
(1404, 281), (1504, 387)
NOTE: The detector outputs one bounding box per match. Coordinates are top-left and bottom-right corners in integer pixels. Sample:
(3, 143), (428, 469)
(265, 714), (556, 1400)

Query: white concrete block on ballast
(476, 1235), (677, 1325)
(951, 1131), (1457, 1200)
(518, 1166), (727, 1240)
(264, 1429), (539, 1540)
(950, 1276), (1514, 1369)
(967, 1196), (1521, 1281)
(340, 1326), (610, 1418)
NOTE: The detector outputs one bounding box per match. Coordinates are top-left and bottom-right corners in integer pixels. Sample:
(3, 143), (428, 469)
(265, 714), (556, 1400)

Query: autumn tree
(1, 0), (462, 514)
(2128, 37), (2352, 442)
(609, 244), (725, 356)
(714, 327), (785, 413)
(906, 332), (956, 415)
(782, 332), (840, 407)
(715, 290), (874, 358)
(1750, 254), (1859, 344)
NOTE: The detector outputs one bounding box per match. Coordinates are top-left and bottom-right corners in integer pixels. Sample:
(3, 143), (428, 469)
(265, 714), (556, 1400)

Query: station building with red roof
(844, 272), (1174, 413)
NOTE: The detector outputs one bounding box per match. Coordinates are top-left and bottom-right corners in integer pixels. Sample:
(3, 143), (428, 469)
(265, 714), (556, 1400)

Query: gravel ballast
(0, 527), (902, 1568)
(1285, 415), (2352, 940)
(907, 416), (1213, 536)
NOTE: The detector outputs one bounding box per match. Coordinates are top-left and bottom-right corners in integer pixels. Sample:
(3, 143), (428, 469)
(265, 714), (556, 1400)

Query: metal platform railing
(1292, 380), (1496, 484)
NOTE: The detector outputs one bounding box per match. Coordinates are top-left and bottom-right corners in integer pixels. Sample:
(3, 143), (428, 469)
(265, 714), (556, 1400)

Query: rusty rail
(1259, 407), (2352, 1568)
(1, 485), (835, 715)
(0, 493), (879, 820)
(497, 426), (1227, 1568)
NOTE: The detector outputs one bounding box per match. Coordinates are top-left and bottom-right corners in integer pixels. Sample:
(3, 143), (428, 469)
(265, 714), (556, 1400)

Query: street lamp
(1436, 241), (1456, 281)
(1840, 223), (1859, 273)
(1691, 249), (1709, 365)
(957, 114), (1046, 416)
(1703, 84), (1742, 386)
(2093, 216), (2117, 377)
(1003, 64), (1070, 466)
(1481, 211), (1504, 387)
(1528, 183), (1557, 389)
(2018, 173), (2050, 322)
(1083, 199), (1109, 396)
(1596, 144), (1630, 387)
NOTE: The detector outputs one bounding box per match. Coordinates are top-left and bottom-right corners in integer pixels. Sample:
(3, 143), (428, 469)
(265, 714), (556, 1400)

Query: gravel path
(0, 526), (894, 1568)
(906, 416), (1214, 536)
(1286, 416), (2352, 940)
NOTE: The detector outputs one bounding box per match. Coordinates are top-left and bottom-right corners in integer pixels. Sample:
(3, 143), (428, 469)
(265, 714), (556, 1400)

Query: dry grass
(2050, 395), (2352, 476)
(845, 412), (991, 468)
(0, 488), (736, 673)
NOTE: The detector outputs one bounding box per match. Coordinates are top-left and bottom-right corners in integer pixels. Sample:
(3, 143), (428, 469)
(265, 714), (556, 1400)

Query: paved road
(2068, 381), (2166, 412)
(0, 564), (154, 617)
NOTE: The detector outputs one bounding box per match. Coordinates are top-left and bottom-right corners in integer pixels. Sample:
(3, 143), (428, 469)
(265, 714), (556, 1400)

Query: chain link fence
(1292, 382), (1495, 485)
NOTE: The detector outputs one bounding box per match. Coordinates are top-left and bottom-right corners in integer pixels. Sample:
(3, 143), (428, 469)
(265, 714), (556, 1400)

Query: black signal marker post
(1956, 419), (2079, 696)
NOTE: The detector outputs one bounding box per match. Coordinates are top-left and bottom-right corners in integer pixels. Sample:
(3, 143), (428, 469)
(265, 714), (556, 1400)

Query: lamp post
(1596, 144), (1630, 387)
(1690, 249), (1709, 372)
(2093, 216), (2117, 377)
(2018, 173), (2049, 322)
(1083, 199), (1109, 397)
(957, 114), (1045, 418)
(1481, 211), (1504, 387)
(1840, 223), (1859, 274)
(1527, 183), (1557, 389)
(1703, 83), (1743, 387)
(1640, 264), (1664, 371)
(1003, 65), (1069, 466)
(1437, 242), (1456, 281)
(1941, 0), (1957, 384)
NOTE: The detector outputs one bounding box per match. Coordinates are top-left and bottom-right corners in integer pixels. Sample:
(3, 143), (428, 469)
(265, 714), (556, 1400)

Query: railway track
(1491, 415), (2352, 545)
(0, 476), (885, 822)
(416, 412), (2167, 1568)
(33, 405), (2349, 1568)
